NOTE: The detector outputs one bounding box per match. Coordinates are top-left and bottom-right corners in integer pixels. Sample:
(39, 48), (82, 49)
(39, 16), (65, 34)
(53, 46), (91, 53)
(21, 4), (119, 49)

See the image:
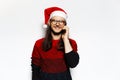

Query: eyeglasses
(50, 19), (65, 25)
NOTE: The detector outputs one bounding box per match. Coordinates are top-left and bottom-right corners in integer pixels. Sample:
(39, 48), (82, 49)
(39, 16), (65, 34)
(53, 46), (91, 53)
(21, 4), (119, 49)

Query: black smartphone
(61, 29), (66, 34)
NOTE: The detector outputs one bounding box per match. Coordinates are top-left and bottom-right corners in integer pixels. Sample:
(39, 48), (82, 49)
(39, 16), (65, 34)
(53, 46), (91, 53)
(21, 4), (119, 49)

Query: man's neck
(51, 33), (61, 40)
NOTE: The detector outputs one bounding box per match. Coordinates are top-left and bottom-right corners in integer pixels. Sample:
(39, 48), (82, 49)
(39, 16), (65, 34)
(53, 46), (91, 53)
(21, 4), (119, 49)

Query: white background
(0, 0), (120, 80)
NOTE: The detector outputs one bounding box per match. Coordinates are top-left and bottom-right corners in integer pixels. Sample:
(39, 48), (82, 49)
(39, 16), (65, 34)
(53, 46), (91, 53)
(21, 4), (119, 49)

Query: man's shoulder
(36, 38), (44, 42)
(69, 38), (76, 43)
(34, 38), (44, 46)
(69, 38), (78, 51)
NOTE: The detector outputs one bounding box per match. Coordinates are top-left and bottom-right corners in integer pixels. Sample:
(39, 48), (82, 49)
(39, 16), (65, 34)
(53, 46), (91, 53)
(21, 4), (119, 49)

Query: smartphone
(61, 29), (66, 34)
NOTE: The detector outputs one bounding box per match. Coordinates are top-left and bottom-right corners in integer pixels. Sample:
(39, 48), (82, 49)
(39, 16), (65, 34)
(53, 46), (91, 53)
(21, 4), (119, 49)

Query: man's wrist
(63, 37), (69, 42)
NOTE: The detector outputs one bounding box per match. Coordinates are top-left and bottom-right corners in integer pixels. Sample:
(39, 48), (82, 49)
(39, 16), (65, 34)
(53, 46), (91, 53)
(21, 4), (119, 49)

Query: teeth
(56, 27), (59, 29)
(55, 27), (60, 29)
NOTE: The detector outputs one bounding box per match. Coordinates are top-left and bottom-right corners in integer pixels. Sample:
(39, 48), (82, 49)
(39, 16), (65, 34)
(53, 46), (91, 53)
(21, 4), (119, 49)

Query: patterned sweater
(31, 38), (79, 80)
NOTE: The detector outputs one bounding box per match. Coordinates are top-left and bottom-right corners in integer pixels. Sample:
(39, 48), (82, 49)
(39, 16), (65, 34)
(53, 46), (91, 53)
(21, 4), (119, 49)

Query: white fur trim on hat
(50, 11), (67, 19)
(43, 24), (48, 28)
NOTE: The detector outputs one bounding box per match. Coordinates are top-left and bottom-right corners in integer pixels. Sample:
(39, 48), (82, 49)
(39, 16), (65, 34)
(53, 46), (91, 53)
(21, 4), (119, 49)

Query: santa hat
(43, 7), (67, 28)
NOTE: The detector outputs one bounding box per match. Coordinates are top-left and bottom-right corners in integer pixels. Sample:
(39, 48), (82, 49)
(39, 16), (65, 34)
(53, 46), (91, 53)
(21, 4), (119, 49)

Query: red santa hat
(43, 7), (67, 28)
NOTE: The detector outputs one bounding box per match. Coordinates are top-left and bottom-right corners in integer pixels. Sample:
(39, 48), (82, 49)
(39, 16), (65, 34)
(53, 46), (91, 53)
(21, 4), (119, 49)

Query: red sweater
(31, 38), (78, 73)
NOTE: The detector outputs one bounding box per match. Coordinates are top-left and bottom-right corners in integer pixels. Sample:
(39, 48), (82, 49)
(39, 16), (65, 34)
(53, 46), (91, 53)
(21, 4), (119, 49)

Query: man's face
(50, 16), (66, 34)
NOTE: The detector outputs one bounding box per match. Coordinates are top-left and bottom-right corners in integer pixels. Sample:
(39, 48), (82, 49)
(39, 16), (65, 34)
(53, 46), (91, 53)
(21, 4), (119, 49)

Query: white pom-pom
(43, 24), (47, 28)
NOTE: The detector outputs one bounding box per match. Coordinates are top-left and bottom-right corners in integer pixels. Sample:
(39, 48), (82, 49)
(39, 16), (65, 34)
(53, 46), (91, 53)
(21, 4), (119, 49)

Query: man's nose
(56, 22), (60, 25)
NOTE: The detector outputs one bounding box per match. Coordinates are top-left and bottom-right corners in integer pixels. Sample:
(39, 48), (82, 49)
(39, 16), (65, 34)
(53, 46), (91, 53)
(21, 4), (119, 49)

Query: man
(31, 6), (79, 80)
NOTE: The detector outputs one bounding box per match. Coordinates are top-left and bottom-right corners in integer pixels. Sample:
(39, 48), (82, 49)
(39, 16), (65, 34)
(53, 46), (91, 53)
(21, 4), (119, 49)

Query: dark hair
(42, 26), (65, 52)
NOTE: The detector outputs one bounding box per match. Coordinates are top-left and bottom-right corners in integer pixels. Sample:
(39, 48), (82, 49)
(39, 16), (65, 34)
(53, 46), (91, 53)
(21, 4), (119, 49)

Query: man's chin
(51, 30), (62, 35)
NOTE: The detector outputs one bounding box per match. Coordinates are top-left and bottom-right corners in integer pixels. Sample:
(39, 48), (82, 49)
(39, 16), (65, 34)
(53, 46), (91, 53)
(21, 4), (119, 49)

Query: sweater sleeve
(31, 41), (42, 67)
(64, 39), (80, 68)
(31, 63), (41, 80)
(31, 41), (41, 80)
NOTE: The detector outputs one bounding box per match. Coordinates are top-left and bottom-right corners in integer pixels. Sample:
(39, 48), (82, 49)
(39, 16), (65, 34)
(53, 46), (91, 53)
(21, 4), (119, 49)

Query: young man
(31, 6), (79, 80)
